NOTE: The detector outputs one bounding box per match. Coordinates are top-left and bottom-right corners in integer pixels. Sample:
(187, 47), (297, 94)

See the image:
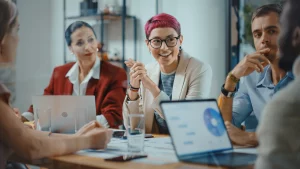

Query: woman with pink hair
(123, 13), (212, 134)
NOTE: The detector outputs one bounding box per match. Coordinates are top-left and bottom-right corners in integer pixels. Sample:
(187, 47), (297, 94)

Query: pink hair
(144, 13), (181, 39)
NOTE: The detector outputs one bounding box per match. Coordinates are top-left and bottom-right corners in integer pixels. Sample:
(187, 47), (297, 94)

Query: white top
(65, 57), (109, 128)
(65, 57), (100, 95)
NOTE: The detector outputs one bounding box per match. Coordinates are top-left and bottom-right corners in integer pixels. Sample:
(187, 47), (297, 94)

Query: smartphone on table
(112, 130), (153, 139)
(112, 130), (126, 138)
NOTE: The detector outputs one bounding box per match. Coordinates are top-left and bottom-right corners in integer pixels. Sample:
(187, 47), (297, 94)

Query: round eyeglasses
(148, 35), (180, 49)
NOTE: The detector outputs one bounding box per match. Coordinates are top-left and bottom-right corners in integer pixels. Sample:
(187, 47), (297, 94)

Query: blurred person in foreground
(0, 1), (112, 168)
(256, 0), (300, 168)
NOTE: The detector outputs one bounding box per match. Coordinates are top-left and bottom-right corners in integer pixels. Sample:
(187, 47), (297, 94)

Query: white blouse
(66, 57), (109, 128)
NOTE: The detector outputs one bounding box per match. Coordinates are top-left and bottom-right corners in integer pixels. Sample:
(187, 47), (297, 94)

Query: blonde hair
(0, 0), (10, 42)
(0, 0), (17, 42)
(7, 0), (18, 31)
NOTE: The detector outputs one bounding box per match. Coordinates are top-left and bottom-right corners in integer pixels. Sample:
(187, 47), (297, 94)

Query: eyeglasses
(148, 35), (180, 49)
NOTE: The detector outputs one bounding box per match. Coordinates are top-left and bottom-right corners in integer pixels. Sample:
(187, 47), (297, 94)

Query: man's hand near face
(231, 48), (271, 79)
(219, 48), (272, 122)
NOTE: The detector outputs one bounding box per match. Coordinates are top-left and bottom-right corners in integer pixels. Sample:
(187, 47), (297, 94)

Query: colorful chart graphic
(203, 108), (225, 137)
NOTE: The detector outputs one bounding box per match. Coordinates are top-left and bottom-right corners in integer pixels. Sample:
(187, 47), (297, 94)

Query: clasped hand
(125, 59), (160, 97)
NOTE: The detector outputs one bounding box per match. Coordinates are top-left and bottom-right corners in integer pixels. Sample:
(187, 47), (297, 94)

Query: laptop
(160, 99), (257, 167)
(32, 96), (96, 134)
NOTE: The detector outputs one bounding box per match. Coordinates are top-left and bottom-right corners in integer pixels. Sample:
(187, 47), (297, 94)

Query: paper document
(76, 137), (256, 165)
(76, 137), (178, 165)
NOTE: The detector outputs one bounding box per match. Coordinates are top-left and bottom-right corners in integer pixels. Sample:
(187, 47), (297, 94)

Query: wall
(15, 0), (58, 111)
(14, 0), (226, 112)
(107, 0), (157, 64)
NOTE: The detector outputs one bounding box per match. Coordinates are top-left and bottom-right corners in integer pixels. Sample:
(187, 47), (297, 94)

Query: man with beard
(218, 4), (294, 146)
(255, 0), (300, 168)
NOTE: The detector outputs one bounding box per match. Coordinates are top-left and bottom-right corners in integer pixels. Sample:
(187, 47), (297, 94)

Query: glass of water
(35, 108), (52, 132)
(127, 113), (145, 154)
(74, 108), (88, 133)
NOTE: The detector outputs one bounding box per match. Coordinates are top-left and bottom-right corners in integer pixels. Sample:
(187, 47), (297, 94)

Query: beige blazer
(123, 52), (212, 133)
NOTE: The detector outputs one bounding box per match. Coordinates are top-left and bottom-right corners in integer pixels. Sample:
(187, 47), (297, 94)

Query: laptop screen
(161, 99), (232, 157)
(32, 96), (96, 134)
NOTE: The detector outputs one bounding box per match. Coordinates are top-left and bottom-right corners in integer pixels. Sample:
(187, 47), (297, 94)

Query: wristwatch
(228, 72), (240, 83)
(126, 93), (139, 102)
(221, 84), (237, 97)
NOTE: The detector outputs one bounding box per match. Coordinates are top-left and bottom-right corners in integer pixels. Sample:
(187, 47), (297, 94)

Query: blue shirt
(154, 71), (176, 134)
(232, 65), (294, 129)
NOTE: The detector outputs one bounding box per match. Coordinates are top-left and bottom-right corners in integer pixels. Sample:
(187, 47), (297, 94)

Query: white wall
(15, 0), (58, 111)
(14, 0), (226, 112)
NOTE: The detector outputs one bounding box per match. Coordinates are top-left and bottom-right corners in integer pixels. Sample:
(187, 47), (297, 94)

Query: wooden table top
(13, 134), (254, 169)
(44, 154), (253, 169)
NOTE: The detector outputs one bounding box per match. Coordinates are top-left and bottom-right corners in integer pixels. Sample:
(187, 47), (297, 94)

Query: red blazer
(28, 61), (127, 128)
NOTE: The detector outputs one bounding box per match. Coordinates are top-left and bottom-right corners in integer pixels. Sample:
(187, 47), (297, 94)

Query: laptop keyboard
(185, 152), (256, 167)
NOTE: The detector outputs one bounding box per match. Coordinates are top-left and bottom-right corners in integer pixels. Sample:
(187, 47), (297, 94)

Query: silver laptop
(32, 96), (96, 134)
(160, 99), (256, 167)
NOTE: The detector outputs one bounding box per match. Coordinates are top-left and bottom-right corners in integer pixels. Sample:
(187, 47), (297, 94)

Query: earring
(97, 48), (99, 52)
(179, 46), (182, 51)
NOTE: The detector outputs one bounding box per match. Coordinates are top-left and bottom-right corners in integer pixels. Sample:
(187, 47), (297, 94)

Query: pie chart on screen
(203, 108), (225, 137)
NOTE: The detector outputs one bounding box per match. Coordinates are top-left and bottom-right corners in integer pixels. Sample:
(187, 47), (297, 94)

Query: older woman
(0, 0), (112, 168)
(123, 13), (212, 134)
(22, 21), (127, 128)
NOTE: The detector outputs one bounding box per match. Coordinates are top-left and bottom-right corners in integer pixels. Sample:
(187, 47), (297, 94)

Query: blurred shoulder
(261, 78), (300, 123)
(53, 62), (75, 74)
(257, 79), (300, 166)
(181, 52), (212, 75)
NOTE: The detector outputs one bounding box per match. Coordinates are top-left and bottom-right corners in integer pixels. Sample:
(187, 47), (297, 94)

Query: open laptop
(32, 96), (96, 134)
(160, 99), (257, 167)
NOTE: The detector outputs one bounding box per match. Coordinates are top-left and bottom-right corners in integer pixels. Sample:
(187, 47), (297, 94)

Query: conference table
(12, 135), (254, 169)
